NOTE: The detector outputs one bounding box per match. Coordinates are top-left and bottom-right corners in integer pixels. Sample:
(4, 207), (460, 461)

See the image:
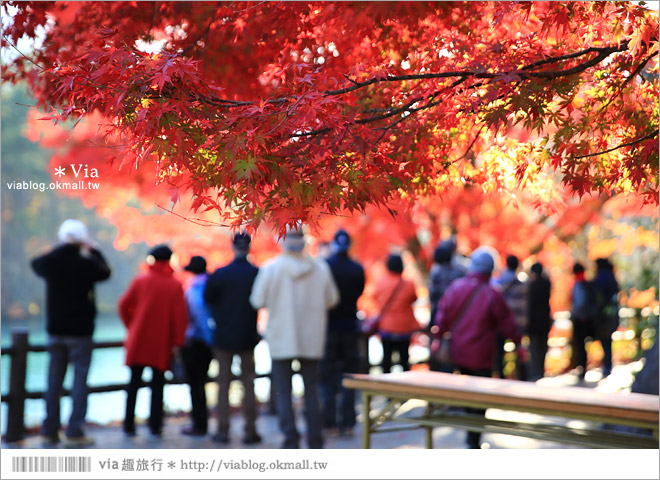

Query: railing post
(5, 328), (29, 442)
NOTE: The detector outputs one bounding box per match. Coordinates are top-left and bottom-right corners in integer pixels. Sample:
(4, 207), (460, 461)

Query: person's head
(572, 262), (585, 275)
(468, 247), (495, 277)
(596, 258), (612, 272)
(433, 244), (453, 264)
(331, 229), (351, 254)
(58, 219), (89, 245)
(386, 254), (404, 274)
(148, 245), (173, 264)
(184, 255), (207, 275)
(531, 262), (543, 277)
(506, 255), (519, 272)
(232, 231), (251, 256)
(283, 224), (306, 252)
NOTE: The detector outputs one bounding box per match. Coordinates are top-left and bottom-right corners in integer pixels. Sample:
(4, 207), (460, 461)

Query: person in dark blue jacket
(320, 229), (365, 436)
(203, 232), (262, 445)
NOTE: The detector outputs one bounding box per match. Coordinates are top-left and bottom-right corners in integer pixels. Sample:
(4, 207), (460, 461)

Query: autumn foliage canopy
(2, 1), (658, 233)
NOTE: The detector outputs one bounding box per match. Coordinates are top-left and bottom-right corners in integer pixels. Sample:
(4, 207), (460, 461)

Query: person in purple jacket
(433, 246), (523, 449)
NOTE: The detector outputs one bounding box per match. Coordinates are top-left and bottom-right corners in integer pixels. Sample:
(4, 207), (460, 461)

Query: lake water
(1, 315), (395, 431)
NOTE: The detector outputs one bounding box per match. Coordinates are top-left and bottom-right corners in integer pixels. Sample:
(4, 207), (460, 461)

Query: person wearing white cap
(250, 224), (339, 448)
(431, 246), (523, 449)
(31, 219), (111, 447)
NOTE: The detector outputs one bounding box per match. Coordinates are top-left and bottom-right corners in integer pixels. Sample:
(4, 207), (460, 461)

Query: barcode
(11, 456), (91, 473)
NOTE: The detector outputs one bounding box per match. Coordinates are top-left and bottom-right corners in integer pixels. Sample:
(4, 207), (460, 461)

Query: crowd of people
(31, 219), (624, 449)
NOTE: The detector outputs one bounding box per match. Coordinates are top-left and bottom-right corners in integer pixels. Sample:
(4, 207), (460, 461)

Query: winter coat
(593, 269), (620, 336)
(250, 252), (339, 360)
(571, 278), (599, 323)
(204, 257), (260, 351)
(494, 269), (528, 331)
(119, 261), (188, 372)
(434, 272), (521, 371)
(184, 274), (214, 346)
(31, 244), (111, 336)
(428, 262), (465, 321)
(325, 252), (365, 332)
(373, 272), (419, 336)
(527, 273), (552, 336)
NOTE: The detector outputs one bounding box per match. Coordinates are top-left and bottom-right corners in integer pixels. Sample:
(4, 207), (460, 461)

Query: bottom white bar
(1, 448), (659, 479)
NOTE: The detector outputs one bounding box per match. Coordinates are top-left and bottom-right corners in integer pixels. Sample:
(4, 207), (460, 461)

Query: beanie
(469, 248), (495, 274)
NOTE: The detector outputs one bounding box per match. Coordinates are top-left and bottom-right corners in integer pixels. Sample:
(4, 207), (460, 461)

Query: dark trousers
(456, 366), (492, 448)
(42, 335), (93, 438)
(124, 365), (165, 434)
(319, 331), (359, 430)
(214, 348), (258, 437)
(528, 333), (549, 381)
(181, 339), (213, 433)
(597, 331), (614, 375)
(271, 359), (323, 448)
(493, 334), (506, 378)
(572, 319), (594, 373)
(381, 337), (411, 373)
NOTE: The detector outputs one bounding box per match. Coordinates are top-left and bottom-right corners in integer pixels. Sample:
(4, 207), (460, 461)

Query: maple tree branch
(451, 124), (486, 163)
(1, 35), (44, 71)
(573, 129), (659, 159)
(323, 43), (629, 97)
(520, 42), (629, 71)
(599, 50), (659, 112)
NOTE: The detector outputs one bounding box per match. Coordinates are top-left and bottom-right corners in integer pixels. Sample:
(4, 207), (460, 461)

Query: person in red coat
(119, 245), (188, 436)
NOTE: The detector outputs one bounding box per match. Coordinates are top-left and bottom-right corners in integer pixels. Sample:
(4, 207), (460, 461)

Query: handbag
(430, 283), (485, 365)
(361, 278), (404, 336)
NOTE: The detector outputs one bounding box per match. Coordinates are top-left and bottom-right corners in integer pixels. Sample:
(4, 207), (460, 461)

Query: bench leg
(424, 403), (433, 448)
(362, 391), (372, 449)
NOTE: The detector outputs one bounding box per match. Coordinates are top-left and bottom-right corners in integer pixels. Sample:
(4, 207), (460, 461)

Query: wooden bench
(342, 371), (659, 449)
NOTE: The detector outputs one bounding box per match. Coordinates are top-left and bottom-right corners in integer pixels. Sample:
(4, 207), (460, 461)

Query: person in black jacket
(593, 258), (620, 377)
(31, 219), (111, 446)
(203, 232), (262, 445)
(320, 229), (365, 436)
(527, 262), (552, 381)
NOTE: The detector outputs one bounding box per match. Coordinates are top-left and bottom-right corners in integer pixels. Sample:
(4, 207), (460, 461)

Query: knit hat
(184, 256), (207, 274)
(469, 247), (495, 274)
(386, 254), (404, 274)
(149, 245), (173, 261)
(283, 224), (305, 252)
(332, 229), (351, 253)
(58, 219), (89, 244)
(232, 232), (251, 251)
(433, 244), (453, 263)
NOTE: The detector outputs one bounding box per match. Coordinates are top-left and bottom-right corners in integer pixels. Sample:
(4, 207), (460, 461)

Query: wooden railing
(0, 327), (375, 443)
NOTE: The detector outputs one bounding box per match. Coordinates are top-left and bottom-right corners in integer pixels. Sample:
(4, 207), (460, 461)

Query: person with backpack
(493, 255), (528, 379)
(570, 262), (599, 380)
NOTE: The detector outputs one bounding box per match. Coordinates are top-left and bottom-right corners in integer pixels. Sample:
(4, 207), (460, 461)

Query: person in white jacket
(250, 225), (339, 448)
